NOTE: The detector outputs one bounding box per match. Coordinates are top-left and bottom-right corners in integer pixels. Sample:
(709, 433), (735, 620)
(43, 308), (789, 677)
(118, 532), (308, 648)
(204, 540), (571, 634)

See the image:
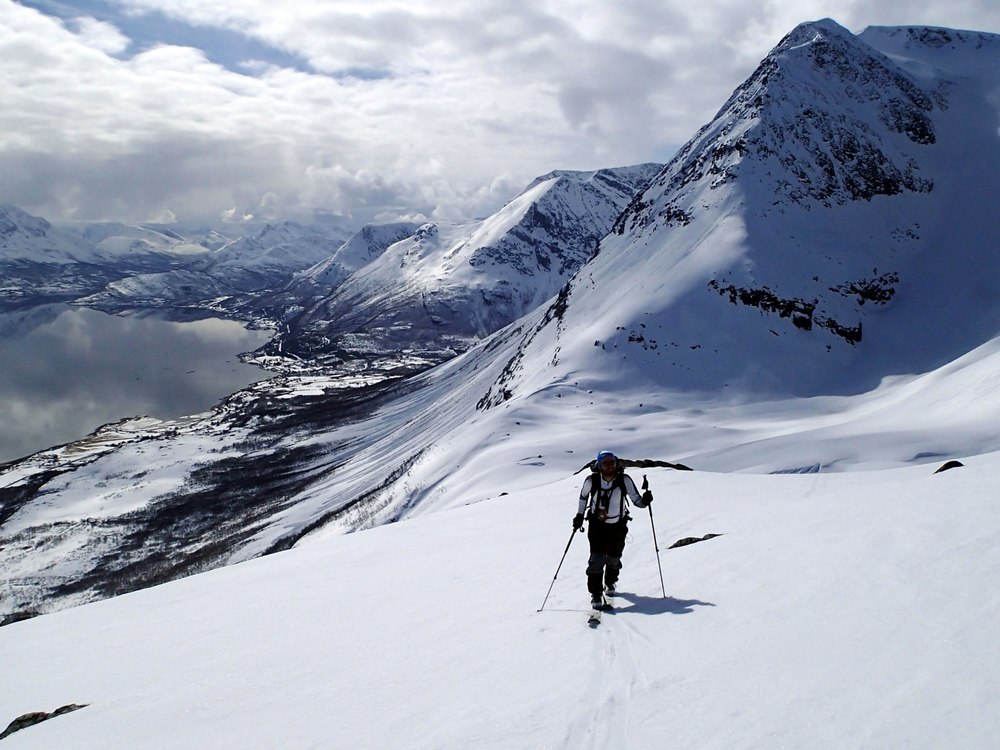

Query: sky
(3, 0), (1000, 229)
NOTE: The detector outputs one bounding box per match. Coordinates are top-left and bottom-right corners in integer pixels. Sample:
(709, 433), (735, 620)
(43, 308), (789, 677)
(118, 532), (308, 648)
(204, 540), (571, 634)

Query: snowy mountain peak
(253, 220), (309, 244)
(489, 22), (1000, 401)
(203, 220), (349, 270)
(615, 19), (944, 244)
(0, 204), (51, 239)
(0, 205), (93, 262)
(414, 222), (439, 241)
(281, 164), (662, 360)
(524, 163), (660, 194)
(861, 24), (1000, 51)
(778, 17), (856, 46)
(296, 221), (421, 289)
(77, 222), (213, 259)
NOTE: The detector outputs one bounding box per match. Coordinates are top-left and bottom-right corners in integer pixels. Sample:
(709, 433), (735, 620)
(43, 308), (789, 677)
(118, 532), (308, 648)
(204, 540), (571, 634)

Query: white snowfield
(2, 376), (999, 748)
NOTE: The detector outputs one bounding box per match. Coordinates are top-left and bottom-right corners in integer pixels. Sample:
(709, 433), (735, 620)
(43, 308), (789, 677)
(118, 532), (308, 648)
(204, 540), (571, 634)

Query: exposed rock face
(707, 270), (898, 344)
(0, 610), (40, 627)
(934, 460), (964, 474)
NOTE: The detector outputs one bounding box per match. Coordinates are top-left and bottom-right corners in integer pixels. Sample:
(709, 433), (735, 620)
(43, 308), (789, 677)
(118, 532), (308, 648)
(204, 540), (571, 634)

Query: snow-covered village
(2, 3), (1000, 748)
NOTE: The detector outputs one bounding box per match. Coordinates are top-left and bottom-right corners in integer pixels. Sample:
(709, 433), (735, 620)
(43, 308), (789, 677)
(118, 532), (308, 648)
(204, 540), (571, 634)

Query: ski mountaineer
(573, 450), (650, 610)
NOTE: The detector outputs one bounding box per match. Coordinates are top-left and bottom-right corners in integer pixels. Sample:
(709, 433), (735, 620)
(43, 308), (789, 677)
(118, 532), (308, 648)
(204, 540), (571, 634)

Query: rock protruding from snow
(0, 704), (88, 740)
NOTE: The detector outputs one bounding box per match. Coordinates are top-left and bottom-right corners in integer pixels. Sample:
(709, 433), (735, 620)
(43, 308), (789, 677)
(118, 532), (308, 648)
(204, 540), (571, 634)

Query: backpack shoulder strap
(617, 471), (634, 520)
(587, 471), (601, 506)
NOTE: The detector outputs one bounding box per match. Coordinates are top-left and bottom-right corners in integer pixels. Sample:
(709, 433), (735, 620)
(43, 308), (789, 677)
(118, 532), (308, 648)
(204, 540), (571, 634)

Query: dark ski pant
(586, 519), (628, 596)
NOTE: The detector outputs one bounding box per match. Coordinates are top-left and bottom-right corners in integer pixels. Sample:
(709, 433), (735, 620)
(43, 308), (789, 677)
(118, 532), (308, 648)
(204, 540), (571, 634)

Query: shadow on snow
(542, 593), (715, 616)
(610, 592), (716, 615)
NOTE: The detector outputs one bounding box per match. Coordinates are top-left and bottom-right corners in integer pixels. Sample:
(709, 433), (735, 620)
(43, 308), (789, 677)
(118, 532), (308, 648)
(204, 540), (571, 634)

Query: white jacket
(577, 472), (646, 523)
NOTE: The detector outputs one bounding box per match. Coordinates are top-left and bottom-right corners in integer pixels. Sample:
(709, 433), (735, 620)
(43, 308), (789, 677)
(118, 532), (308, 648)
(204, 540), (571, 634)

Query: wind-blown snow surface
(2, 444), (999, 748)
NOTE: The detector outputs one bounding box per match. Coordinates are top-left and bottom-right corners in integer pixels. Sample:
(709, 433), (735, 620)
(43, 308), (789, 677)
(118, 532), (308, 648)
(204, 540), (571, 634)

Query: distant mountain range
(2, 19), (999, 620)
(2, 164), (661, 366)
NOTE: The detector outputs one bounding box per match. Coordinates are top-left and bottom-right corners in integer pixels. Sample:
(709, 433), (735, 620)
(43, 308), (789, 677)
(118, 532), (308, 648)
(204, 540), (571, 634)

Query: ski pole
(537, 526), (583, 612)
(643, 475), (666, 598)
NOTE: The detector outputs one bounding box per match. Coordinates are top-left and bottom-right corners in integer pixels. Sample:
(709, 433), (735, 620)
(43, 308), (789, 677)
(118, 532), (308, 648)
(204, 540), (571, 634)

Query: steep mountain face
(298, 222), (423, 287)
(279, 165), (662, 361)
(238, 221), (423, 337)
(481, 19), (1000, 401)
(207, 221), (352, 275)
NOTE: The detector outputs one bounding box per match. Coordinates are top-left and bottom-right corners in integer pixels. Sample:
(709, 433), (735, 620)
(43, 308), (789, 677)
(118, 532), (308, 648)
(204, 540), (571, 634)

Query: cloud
(3, 0), (1000, 227)
(70, 15), (131, 53)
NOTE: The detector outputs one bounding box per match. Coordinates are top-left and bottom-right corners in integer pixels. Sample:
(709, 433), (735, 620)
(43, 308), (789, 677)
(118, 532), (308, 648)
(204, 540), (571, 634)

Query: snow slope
(2, 443), (998, 748)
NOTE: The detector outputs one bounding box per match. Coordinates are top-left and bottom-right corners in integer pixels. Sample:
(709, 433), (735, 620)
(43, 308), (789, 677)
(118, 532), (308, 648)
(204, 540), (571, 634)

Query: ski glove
(573, 513), (584, 530)
(642, 490), (653, 506)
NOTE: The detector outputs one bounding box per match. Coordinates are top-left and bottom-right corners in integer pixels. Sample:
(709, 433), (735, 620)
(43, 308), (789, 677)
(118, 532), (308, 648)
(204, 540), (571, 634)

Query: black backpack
(586, 466), (631, 523)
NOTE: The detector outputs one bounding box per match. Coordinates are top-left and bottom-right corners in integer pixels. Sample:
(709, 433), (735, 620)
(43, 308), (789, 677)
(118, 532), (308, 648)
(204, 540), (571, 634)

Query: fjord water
(0, 305), (273, 463)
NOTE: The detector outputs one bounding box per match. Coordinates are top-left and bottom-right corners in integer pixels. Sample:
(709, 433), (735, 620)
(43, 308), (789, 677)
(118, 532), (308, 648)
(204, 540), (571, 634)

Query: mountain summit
(0, 205), (92, 263)
(481, 19), (1000, 400)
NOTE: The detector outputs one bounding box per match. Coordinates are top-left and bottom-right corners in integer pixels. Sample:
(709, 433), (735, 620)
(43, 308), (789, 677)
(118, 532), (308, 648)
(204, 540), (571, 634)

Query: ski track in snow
(564, 591), (675, 750)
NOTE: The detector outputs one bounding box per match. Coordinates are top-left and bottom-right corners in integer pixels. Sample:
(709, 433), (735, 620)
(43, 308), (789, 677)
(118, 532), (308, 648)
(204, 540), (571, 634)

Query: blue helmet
(596, 450), (617, 465)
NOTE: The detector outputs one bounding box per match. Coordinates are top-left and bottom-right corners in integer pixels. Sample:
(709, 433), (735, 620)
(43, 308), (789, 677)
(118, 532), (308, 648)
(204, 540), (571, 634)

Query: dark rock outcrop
(0, 704), (87, 740)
